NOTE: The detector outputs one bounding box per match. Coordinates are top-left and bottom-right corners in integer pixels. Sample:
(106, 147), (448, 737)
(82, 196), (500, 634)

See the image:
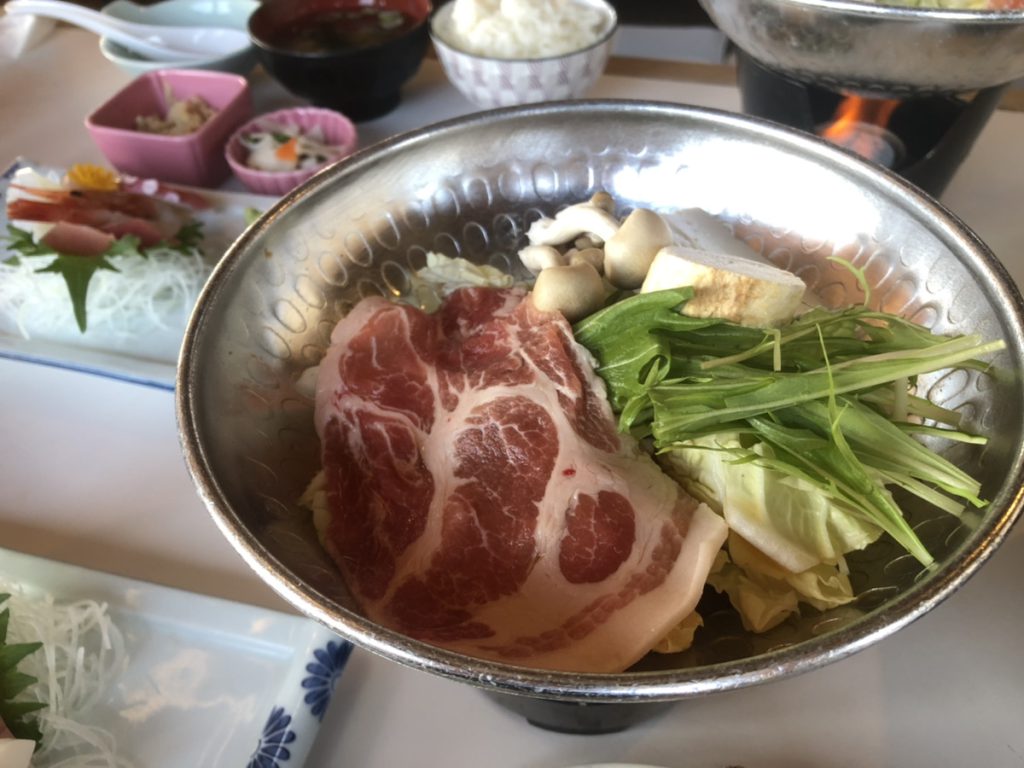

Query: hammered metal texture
(699, 0), (1024, 96)
(178, 102), (1024, 702)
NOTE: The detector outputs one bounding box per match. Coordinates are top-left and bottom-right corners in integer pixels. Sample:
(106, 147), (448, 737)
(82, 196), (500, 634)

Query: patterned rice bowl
(429, 0), (618, 109)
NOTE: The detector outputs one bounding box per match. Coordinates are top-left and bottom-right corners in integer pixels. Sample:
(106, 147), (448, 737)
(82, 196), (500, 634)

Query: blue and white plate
(0, 547), (352, 768)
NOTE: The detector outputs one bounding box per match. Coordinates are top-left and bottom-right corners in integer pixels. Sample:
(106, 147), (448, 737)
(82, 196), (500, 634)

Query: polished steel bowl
(699, 0), (1024, 95)
(177, 102), (1024, 703)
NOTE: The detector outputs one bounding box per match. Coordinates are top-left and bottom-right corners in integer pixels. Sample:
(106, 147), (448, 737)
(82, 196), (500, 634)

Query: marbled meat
(313, 287), (727, 673)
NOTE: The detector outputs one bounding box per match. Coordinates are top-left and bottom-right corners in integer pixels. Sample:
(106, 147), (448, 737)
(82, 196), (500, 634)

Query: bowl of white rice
(430, 0), (618, 109)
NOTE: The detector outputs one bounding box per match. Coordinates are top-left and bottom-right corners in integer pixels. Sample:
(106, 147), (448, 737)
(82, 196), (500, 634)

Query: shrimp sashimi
(7, 185), (195, 248)
(1, 163), (210, 334)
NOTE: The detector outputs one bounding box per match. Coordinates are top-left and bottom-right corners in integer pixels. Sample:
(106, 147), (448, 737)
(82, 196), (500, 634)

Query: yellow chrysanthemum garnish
(66, 163), (120, 192)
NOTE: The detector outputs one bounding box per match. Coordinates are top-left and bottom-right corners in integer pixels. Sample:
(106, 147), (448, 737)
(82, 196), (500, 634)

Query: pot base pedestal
(484, 691), (676, 735)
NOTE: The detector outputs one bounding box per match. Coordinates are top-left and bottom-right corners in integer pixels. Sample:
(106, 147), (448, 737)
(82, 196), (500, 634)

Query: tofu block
(641, 245), (807, 328)
(664, 208), (769, 265)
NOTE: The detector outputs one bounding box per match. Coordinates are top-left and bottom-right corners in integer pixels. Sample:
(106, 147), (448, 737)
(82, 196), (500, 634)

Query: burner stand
(735, 50), (1008, 197)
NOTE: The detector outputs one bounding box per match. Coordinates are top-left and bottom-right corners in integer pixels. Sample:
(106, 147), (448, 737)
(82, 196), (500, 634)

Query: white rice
(439, 0), (610, 59)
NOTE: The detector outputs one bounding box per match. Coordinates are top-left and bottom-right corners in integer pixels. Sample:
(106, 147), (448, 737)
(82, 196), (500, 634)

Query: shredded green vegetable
(574, 288), (1004, 567)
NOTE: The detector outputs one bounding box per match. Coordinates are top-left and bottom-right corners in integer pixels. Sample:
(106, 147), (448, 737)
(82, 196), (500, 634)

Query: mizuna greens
(573, 287), (1004, 572)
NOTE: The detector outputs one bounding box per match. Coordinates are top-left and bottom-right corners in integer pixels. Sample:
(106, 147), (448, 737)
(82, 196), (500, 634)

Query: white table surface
(2, 27), (1023, 768)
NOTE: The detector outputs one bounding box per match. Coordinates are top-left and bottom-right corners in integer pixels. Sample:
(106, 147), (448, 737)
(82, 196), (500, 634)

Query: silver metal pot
(176, 101), (1024, 704)
(699, 0), (1024, 95)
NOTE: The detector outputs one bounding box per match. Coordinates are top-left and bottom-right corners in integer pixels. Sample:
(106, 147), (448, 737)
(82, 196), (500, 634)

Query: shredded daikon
(0, 246), (210, 361)
(2, 587), (133, 768)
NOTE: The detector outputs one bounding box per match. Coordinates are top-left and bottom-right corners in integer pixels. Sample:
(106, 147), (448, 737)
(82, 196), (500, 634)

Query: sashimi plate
(0, 159), (278, 390)
(0, 547), (352, 767)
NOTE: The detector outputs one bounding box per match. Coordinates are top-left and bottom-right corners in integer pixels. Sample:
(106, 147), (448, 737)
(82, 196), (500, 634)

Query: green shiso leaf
(0, 596), (45, 744)
(35, 250), (122, 332)
(169, 220), (204, 252)
(4, 212), (206, 333)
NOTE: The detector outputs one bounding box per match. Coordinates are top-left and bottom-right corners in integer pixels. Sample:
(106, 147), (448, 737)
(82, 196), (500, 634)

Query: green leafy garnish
(170, 220), (204, 252)
(35, 251), (123, 333)
(243, 207), (264, 227)
(4, 224), (51, 264)
(574, 288), (1004, 567)
(146, 221), (204, 256)
(3, 219), (204, 333)
(5, 224), (133, 332)
(0, 594), (45, 744)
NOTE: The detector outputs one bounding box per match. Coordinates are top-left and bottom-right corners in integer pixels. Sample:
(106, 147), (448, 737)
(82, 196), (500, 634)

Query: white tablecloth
(2, 27), (1022, 768)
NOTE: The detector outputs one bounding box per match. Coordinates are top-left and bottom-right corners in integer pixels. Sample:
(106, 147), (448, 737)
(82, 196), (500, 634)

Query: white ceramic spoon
(4, 0), (251, 61)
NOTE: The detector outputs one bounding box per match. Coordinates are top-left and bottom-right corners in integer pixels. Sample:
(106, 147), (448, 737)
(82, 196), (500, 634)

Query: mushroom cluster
(520, 191), (673, 322)
(519, 193), (809, 328)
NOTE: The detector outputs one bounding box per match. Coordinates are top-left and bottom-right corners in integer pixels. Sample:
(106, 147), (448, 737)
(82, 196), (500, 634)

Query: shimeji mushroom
(603, 208), (673, 289)
(530, 261), (605, 322)
(526, 196), (620, 247)
(566, 246), (604, 274)
(518, 244), (566, 274)
(589, 190), (615, 214)
(574, 234), (603, 250)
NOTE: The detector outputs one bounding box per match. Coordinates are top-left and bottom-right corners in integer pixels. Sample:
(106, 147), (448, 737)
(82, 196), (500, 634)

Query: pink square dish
(85, 69), (252, 187)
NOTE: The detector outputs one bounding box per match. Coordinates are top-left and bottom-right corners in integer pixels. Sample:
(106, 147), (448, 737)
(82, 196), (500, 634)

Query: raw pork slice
(313, 287), (728, 672)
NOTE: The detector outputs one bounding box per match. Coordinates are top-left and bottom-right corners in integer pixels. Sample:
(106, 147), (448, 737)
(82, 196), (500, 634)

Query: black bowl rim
(248, 0), (435, 59)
